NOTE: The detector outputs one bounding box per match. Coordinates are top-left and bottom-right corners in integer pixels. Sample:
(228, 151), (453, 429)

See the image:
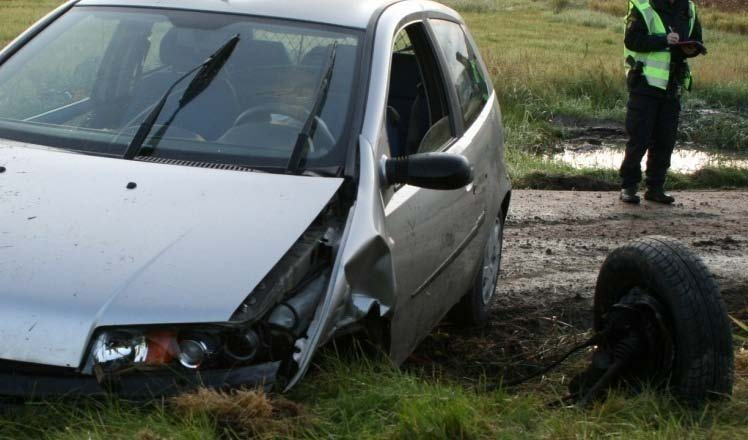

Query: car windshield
(0, 6), (362, 172)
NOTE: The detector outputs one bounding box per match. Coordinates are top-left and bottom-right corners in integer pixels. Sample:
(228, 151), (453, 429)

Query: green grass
(0, 398), (217, 439)
(2, 350), (748, 439)
(294, 352), (748, 439)
(455, 0), (748, 128)
(0, 0), (63, 48)
(442, 0), (748, 188)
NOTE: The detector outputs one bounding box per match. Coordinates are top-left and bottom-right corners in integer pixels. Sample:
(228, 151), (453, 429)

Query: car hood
(0, 142), (342, 368)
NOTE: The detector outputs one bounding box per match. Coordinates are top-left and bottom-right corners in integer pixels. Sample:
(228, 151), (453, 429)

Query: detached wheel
(593, 236), (733, 405)
(451, 210), (504, 326)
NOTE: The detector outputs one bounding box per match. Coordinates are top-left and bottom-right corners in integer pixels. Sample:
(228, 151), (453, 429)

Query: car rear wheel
(450, 210), (503, 326)
(587, 236), (733, 405)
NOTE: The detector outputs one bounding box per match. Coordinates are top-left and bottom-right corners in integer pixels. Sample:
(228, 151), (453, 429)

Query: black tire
(450, 211), (504, 327)
(595, 236), (733, 404)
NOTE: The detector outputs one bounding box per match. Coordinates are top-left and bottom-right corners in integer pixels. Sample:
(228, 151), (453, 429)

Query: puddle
(555, 147), (748, 173)
(551, 125), (748, 173)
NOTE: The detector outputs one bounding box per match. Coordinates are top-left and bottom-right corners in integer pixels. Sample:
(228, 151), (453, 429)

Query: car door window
(385, 22), (453, 157)
(429, 20), (489, 128)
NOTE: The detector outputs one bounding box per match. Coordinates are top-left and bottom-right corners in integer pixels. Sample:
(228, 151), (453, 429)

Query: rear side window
(429, 20), (489, 128)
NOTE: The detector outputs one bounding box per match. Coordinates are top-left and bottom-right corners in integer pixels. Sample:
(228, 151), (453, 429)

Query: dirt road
(411, 190), (748, 383)
(502, 190), (748, 312)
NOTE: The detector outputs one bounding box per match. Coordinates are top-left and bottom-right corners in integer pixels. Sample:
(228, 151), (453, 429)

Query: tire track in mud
(409, 190), (748, 383)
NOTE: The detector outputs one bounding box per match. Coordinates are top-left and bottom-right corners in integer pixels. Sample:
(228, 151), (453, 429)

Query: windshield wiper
(286, 42), (337, 174)
(123, 34), (241, 160)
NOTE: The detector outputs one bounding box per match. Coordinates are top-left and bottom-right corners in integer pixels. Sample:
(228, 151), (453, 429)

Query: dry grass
(700, 0), (748, 13)
(589, 0), (748, 35)
(550, 0), (572, 14)
(702, 9), (748, 34)
(0, 0), (62, 48)
(587, 0), (627, 17)
(461, 1), (748, 141)
(737, 348), (748, 377)
(171, 388), (307, 438)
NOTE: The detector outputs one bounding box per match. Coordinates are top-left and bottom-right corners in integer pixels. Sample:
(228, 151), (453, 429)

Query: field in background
(447, 0), (748, 190)
(2, 0), (748, 190)
(1, 1), (748, 439)
(0, 0), (62, 47)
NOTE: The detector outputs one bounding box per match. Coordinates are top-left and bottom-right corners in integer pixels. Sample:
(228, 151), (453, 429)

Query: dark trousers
(619, 92), (681, 189)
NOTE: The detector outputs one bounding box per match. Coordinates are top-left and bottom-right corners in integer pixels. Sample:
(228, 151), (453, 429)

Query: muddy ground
(410, 190), (748, 384)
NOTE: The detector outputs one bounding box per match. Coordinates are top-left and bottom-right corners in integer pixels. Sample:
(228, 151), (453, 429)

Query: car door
(383, 21), (486, 363)
(428, 17), (503, 309)
(427, 17), (500, 258)
(428, 18), (497, 219)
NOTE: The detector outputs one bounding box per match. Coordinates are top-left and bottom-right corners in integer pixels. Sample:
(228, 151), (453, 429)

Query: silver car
(0, 0), (510, 396)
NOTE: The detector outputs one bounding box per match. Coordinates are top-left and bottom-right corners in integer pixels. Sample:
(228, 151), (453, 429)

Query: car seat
(300, 44), (357, 139)
(125, 27), (240, 141)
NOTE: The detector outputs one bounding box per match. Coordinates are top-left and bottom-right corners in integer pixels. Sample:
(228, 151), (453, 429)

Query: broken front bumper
(0, 361), (280, 398)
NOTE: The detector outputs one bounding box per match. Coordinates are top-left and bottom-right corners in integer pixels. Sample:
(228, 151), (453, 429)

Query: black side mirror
(384, 153), (473, 190)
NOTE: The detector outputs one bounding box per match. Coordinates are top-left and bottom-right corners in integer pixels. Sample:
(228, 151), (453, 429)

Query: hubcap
(481, 218), (502, 305)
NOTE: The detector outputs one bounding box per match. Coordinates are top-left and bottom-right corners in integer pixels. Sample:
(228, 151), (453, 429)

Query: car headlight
(90, 331), (151, 372)
(86, 327), (261, 380)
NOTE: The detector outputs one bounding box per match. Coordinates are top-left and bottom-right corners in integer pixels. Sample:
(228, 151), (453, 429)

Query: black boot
(620, 187), (640, 204)
(644, 187), (675, 204)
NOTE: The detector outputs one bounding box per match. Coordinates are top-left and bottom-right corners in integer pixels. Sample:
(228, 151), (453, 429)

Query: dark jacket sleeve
(678, 12), (703, 59)
(624, 6), (669, 53)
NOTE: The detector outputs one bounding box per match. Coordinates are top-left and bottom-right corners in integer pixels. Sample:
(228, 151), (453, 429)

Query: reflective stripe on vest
(624, 0), (696, 91)
(688, 1), (696, 36)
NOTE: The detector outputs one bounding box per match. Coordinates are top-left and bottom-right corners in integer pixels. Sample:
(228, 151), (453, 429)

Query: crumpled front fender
(285, 136), (394, 390)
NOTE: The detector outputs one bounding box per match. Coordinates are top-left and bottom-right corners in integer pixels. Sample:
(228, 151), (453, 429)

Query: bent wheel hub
(571, 288), (674, 405)
(481, 218), (502, 305)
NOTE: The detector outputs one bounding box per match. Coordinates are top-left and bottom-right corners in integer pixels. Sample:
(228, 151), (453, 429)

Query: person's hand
(667, 32), (680, 45)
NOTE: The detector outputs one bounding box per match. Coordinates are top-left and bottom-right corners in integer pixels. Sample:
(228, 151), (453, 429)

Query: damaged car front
(0, 1), (371, 396)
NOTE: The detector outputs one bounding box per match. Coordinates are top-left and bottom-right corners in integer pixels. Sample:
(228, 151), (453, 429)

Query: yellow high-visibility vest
(624, 0), (696, 90)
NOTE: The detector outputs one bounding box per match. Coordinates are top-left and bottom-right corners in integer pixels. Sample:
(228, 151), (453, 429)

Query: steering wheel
(113, 75), (241, 143)
(233, 102), (337, 149)
(234, 102), (308, 126)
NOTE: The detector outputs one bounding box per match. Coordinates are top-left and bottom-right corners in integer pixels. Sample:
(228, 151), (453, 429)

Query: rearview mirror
(383, 153), (473, 190)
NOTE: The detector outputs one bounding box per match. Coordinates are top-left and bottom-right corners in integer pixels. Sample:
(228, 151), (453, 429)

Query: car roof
(76, 0), (437, 29)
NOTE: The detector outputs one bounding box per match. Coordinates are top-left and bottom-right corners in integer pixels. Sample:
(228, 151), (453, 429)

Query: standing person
(619, 0), (705, 204)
